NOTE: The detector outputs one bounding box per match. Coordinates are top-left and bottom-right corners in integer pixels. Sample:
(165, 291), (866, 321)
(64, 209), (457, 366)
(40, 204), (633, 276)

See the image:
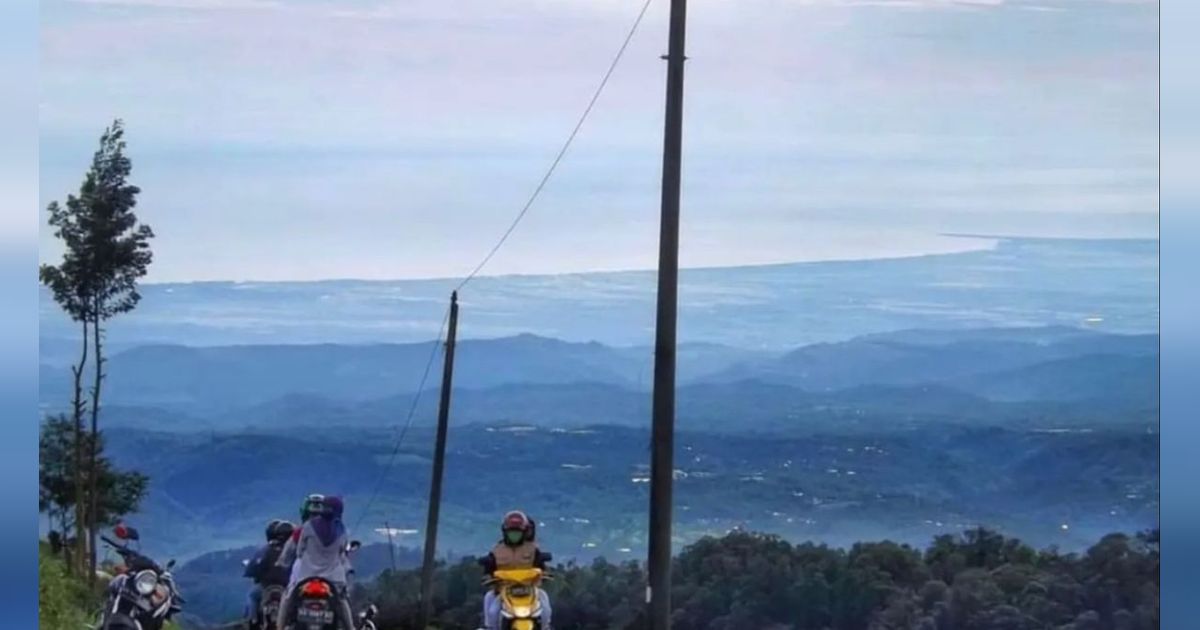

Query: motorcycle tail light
(301, 580), (332, 598)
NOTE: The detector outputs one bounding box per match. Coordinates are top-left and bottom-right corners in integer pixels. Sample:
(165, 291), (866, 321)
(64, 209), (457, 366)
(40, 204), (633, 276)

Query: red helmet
(501, 511), (530, 545)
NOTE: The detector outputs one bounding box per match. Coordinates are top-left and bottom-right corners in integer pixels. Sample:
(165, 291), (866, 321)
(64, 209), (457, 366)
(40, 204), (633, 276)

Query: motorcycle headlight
(512, 605), (533, 618)
(134, 570), (158, 596)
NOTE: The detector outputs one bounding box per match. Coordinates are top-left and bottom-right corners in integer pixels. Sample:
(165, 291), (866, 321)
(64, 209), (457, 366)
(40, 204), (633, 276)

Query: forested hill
(40, 326), (1158, 433)
(103, 422), (1157, 570)
(175, 527), (1159, 629)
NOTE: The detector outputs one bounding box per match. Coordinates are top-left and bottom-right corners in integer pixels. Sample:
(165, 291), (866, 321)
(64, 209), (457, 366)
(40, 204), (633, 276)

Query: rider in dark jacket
(244, 519), (295, 629)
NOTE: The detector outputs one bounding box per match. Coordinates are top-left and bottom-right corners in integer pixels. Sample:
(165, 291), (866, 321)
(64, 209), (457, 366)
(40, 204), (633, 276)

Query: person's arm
(479, 552), (497, 576)
(276, 534), (297, 568)
(340, 533), (353, 575)
(244, 547), (265, 579)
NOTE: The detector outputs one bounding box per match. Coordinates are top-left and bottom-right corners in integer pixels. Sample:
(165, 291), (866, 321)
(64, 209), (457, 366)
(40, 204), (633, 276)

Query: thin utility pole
(384, 520), (397, 573)
(419, 291), (459, 629)
(648, 0), (688, 629)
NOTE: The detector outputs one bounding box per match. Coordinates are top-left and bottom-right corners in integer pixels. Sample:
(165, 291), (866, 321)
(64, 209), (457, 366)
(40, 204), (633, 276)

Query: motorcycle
(281, 540), (377, 630)
(485, 565), (552, 630)
(242, 556), (288, 630)
(253, 582), (286, 630)
(288, 577), (343, 630)
(356, 604), (379, 630)
(97, 525), (183, 630)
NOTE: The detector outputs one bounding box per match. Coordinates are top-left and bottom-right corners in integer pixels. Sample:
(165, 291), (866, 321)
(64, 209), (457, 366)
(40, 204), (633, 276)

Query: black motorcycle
(255, 582), (287, 630)
(283, 581), (379, 630)
(287, 576), (344, 630)
(357, 604), (378, 630)
(280, 540), (378, 630)
(98, 525), (183, 630)
(242, 556), (289, 630)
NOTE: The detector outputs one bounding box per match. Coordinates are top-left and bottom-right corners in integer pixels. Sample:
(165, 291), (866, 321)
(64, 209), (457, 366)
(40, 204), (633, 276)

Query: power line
(353, 306), (450, 532)
(159, 0), (656, 549)
(455, 0), (655, 292)
(354, 0), (654, 532)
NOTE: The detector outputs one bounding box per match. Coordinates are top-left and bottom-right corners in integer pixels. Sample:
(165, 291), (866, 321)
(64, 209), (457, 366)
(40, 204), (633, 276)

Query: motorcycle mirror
(166, 559), (176, 570)
(348, 540), (362, 551)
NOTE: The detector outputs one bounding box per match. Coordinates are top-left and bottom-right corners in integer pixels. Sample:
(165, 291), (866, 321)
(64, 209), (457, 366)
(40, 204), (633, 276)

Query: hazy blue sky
(38, 0), (1157, 282)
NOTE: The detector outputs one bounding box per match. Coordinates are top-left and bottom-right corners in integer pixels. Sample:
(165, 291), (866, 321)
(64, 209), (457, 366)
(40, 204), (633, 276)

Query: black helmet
(265, 519), (283, 541)
(272, 520), (296, 542)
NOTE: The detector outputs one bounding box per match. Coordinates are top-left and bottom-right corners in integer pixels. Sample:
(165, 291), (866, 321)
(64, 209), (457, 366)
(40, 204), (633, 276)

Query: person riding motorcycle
(275, 495), (356, 630)
(480, 511), (552, 630)
(244, 519), (295, 629)
(277, 494), (324, 584)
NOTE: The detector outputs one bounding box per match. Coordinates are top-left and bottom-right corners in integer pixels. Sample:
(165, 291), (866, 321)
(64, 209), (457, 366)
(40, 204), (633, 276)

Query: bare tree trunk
(71, 319), (89, 576)
(88, 311), (104, 581)
(59, 508), (73, 565)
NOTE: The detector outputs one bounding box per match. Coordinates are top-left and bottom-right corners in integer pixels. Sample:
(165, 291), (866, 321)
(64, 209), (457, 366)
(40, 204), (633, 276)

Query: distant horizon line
(127, 233), (1157, 287)
(39, 323), (1155, 354)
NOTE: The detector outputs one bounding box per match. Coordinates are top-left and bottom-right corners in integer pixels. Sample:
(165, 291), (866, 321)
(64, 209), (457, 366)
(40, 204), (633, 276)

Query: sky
(37, 0), (1158, 282)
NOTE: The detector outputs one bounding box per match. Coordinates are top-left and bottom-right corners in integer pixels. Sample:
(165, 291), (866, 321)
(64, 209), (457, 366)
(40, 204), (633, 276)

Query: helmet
(271, 520), (296, 542)
(524, 514), (537, 541)
(300, 494), (325, 521)
(265, 519), (283, 541)
(501, 511), (529, 546)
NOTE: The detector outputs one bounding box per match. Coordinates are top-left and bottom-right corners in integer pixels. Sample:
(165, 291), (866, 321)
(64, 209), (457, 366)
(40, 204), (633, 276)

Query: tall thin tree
(40, 119), (154, 577)
(41, 185), (96, 576)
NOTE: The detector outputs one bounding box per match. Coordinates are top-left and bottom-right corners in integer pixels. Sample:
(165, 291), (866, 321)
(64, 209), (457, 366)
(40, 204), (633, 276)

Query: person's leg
(335, 584), (356, 630)
(483, 590), (501, 630)
(276, 588), (293, 630)
(337, 597), (356, 629)
(537, 589), (552, 629)
(245, 585), (262, 627)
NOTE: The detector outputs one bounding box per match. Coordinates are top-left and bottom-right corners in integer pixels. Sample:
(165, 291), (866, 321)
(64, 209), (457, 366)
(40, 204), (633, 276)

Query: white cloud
(41, 0), (1158, 280)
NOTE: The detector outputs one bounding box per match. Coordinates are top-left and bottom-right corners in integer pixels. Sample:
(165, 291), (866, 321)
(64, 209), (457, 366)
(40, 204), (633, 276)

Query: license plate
(297, 604), (335, 625)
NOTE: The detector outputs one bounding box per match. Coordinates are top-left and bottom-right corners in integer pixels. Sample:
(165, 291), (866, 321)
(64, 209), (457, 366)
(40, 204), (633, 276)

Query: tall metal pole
(419, 291), (459, 629)
(648, 1), (688, 628)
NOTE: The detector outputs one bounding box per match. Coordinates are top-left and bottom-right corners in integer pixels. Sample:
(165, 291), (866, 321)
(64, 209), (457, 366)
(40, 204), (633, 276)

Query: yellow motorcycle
(487, 568), (550, 630)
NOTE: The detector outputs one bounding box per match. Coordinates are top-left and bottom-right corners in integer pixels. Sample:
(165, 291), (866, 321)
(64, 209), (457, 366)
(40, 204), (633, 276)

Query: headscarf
(310, 495), (346, 547)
